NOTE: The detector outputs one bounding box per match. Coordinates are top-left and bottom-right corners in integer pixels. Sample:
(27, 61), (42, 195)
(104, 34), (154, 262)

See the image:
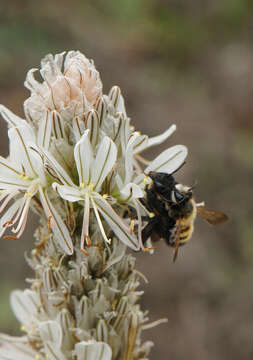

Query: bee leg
(139, 198), (153, 213)
(142, 217), (159, 245)
(173, 220), (182, 263)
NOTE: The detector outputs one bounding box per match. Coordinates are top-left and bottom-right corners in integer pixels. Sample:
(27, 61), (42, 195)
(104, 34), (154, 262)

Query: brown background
(0, 1), (253, 359)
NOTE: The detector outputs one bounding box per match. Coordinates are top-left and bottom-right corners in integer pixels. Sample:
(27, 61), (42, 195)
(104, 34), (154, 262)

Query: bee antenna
(188, 180), (198, 191)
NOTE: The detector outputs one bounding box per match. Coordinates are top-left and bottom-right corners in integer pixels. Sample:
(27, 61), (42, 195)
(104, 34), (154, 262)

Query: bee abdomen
(179, 224), (194, 243)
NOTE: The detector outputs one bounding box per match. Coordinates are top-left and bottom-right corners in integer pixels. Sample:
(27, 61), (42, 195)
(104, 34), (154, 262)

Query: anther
(3, 235), (18, 240)
(80, 248), (90, 256)
(88, 184), (94, 191)
(144, 246), (157, 252)
(129, 219), (135, 234)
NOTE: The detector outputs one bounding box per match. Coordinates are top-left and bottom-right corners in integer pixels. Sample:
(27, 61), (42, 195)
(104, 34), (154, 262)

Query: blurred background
(0, 1), (253, 359)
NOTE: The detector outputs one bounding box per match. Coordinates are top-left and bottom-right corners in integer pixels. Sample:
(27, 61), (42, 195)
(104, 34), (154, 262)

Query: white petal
(134, 124), (177, 154)
(133, 173), (146, 188)
(37, 110), (52, 149)
(24, 68), (40, 92)
(8, 125), (37, 178)
(51, 111), (66, 140)
(86, 110), (99, 147)
(103, 240), (126, 272)
(44, 343), (68, 360)
(39, 188), (73, 255)
(114, 174), (123, 190)
(93, 194), (139, 250)
(120, 117), (130, 155)
(0, 341), (36, 360)
(0, 179), (28, 191)
(27, 144), (46, 185)
(0, 105), (26, 127)
(74, 130), (93, 186)
(52, 183), (83, 202)
(131, 134), (148, 154)
(39, 321), (62, 349)
(0, 156), (28, 188)
(0, 199), (22, 237)
(72, 116), (85, 142)
(125, 133), (147, 184)
(91, 137), (117, 191)
(35, 145), (74, 186)
(111, 113), (124, 146)
(75, 341), (112, 360)
(108, 86), (127, 117)
(10, 289), (39, 327)
(40, 54), (61, 83)
(120, 183), (144, 200)
(144, 145), (188, 175)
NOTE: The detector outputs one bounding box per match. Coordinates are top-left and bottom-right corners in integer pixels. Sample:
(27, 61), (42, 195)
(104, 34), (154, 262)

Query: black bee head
(171, 183), (193, 205)
(148, 171), (175, 199)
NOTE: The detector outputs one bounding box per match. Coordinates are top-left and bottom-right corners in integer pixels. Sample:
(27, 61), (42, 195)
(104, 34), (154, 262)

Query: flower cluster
(0, 51), (187, 359)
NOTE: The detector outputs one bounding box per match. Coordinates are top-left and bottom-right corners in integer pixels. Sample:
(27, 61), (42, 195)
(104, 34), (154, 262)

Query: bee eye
(174, 190), (184, 203)
(171, 190), (183, 203)
(155, 181), (166, 193)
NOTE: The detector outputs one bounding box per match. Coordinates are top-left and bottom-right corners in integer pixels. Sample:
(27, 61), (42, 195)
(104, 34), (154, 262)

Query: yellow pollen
(25, 191), (32, 197)
(88, 184), (94, 191)
(80, 182), (85, 189)
(129, 219), (135, 234)
(35, 355), (40, 360)
(21, 324), (26, 332)
(19, 173), (29, 180)
(149, 212), (155, 218)
(103, 194), (109, 199)
(143, 177), (148, 185)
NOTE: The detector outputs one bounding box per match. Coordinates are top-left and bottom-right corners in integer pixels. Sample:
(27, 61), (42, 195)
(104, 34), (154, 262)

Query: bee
(141, 171), (228, 262)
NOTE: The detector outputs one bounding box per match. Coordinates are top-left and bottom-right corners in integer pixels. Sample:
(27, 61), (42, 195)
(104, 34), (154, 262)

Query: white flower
(0, 107), (73, 254)
(39, 129), (140, 251)
(0, 122), (45, 240)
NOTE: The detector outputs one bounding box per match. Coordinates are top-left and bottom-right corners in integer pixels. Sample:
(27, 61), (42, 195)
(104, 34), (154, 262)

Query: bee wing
(196, 206), (228, 225)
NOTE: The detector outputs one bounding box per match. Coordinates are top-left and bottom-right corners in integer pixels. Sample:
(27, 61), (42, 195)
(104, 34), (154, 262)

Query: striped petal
(0, 105), (26, 127)
(134, 124), (176, 154)
(39, 321), (62, 349)
(8, 124), (37, 178)
(125, 132), (147, 184)
(10, 289), (40, 327)
(93, 194), (138, 250)
(145, 144), (188, 175)
(39, 188), (73, 255)
(74, 130), (93, 186)
(91, 137), (117, 191)
(37, 110), (52, 150)
(0, 340), (36, 360)
(34, 145), (74, 186)
(0, 199), (22, 237)
(86, 110), (99, 147)
(52, 183), (83, 202)
(75, 341), (112, 360)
